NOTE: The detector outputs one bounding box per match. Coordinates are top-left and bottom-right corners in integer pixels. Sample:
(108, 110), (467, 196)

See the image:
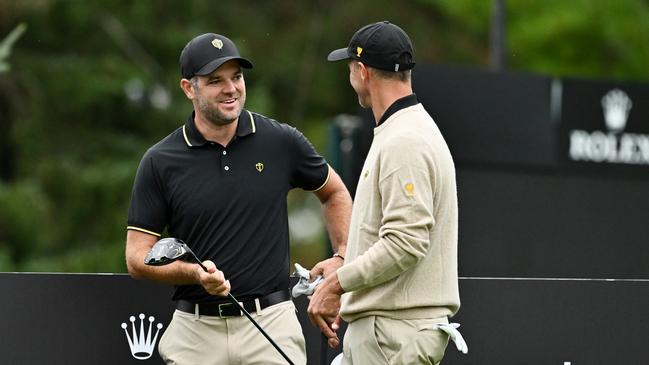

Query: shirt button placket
(222, 149), (230, 172)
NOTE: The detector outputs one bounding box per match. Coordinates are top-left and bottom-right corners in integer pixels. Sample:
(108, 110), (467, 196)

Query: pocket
(375, 317), (449, 365)
(281, 302), (305, 338)
(414, 320), (450, 364)
(157, 312), (178, 362)
(371, 316), (393, 364)
(266, 301), (306, 360)
(414, 318), (448, 332)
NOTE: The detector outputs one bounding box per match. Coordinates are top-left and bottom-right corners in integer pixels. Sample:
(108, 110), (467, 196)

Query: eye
(233, 74), (243, 81)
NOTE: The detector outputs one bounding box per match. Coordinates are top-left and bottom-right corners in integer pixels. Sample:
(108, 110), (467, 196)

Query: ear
(357, 62), (370, 82)
(180, 78), (195, 99)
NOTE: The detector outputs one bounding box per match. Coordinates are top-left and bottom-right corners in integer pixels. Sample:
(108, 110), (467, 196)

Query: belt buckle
(218, 302), (237, 318)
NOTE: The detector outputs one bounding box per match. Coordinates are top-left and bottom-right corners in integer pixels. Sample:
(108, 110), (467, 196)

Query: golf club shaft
(226, 293), (295, 365)
(193, 257), (295, 364)
(188, 251), (209, 272)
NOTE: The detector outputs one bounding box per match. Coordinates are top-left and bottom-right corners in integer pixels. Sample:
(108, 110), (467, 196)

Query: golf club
(145, 237), (295, 365)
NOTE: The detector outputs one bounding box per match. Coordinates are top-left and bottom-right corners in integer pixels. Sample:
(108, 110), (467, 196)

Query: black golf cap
(180, 33), (253, 79)
(327, 21), (415, 72)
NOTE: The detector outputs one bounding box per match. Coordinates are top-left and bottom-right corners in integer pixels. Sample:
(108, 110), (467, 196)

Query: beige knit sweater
(338, 103), (460, 322)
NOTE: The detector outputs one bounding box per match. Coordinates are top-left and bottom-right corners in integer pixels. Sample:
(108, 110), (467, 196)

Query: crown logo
(212, 38), (223, 49)
(121, 313), (164, 360)
(601, 88), (632, 133)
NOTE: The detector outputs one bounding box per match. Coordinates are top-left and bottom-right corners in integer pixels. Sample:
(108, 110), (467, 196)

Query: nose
(222, 79), (237, 94)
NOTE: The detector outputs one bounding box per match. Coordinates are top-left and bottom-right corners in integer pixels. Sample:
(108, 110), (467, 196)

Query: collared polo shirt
(127, 109), (330, 302)
(376, 93), (419, 127)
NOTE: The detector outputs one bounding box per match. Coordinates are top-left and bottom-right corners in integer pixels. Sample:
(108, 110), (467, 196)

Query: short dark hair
(370, 68), (411, 82)
(190, 76), (199, 89)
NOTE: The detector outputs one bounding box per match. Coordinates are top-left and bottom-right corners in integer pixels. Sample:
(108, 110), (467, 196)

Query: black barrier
(0, 273), (337, 365)
(413, 66), (557, 168)
(412, 65), (649, 173)
(420, 67), (649, 279)
(0, 273), (174, 364)
(333, 66), (649, 279)
(445, 277), (649, 364)
(1, 273), (648, 364)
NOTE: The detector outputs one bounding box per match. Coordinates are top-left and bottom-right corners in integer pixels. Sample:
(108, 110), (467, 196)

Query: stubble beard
(198, 94), (246, 127)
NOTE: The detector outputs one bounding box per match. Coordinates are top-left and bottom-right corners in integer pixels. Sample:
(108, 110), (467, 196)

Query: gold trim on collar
(306, 165), (331, 192)
(248, 111), (256, 133)
(126, 226), (162, 237)
(182, 125), (193, 147)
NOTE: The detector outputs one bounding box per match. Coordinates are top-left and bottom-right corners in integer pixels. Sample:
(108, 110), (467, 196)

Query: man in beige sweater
(308, 21), (461, 364)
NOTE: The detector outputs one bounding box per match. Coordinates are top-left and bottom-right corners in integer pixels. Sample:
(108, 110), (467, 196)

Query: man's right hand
(198, 260), (231, 296)
(310, 256), (344, 282)
(307, 271), (344, 348)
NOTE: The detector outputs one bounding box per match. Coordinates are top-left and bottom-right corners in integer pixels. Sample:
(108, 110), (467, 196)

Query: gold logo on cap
(255, 162), (264, 172)
(356, 47), (363, 57)
(212, 38), (224, 49)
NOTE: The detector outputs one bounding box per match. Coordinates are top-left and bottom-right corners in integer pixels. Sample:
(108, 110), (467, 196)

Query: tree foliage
(0, 0), (648, 272)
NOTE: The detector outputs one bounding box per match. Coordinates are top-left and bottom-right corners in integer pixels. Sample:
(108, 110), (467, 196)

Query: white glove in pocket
(436, 323), (468, 354)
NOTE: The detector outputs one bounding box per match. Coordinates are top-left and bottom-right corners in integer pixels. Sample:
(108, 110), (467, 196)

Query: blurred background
(1, 0), (648, 273)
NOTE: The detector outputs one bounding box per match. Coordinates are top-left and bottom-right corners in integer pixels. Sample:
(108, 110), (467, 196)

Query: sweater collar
(376, 93), (419, 127)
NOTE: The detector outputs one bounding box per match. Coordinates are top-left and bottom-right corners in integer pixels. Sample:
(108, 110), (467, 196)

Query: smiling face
(190, 59), (247, 126)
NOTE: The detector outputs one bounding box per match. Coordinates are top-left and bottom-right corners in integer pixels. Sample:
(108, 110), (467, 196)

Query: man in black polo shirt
(125, 33), (352, 365)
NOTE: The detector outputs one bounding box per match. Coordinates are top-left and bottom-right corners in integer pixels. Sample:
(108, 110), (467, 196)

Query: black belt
(176, 289), (291, 318)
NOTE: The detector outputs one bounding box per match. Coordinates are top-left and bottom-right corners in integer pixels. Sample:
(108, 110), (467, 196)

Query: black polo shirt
(127, 109), (329, 302)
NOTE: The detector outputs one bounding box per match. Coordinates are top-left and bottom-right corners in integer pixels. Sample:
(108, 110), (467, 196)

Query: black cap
(179, 33), (253, 79)
(327, 21), (415, 72)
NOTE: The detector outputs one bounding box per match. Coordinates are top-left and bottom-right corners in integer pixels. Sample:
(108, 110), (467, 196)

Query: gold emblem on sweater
(405, 183), (415, 196)
(255, 162), (264, 172)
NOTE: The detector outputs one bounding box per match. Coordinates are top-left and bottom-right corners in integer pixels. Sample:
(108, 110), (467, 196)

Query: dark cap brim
(194, 57), (253, 77)
(327, 48), (351, 62)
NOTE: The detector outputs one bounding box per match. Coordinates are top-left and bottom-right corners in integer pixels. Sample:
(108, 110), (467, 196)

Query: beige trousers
(341, 316), (450, 365)
(158, 300), (306, 365)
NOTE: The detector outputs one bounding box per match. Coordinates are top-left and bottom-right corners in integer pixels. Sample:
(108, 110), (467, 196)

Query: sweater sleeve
(337, 140), (436, 292)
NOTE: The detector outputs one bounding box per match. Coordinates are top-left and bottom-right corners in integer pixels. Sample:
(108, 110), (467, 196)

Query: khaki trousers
(158, 300), (306, 365)
(341, 316), (450, 365)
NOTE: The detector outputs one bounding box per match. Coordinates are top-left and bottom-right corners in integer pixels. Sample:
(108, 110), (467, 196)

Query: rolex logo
(121, 313), (164, 360)
(211, 38), (224, 49)
(601, 88), (632, 133)
(255, 162), (264, 172)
